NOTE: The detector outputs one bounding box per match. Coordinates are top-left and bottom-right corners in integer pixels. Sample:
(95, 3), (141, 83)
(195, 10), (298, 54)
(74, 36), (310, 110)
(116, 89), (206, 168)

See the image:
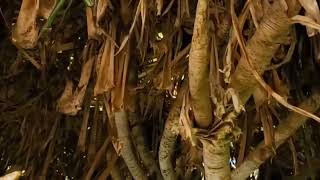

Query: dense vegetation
(2, 0), (320, 179)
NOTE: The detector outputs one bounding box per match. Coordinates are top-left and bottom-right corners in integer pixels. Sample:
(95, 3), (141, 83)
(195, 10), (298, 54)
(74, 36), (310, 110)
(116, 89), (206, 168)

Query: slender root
(188, 0), (212, 128)
(159, 88), (185, 180)
(231, 92), (320, 180)
(115, 111), (147, 180)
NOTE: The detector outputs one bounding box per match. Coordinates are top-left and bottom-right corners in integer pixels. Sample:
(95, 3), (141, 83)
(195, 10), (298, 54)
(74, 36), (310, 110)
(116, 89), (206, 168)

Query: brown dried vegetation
(2, 0), (320, 180)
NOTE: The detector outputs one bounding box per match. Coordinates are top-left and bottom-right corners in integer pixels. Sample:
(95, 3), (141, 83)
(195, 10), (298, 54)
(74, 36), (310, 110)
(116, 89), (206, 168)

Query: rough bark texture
(188, 0), (212, 128)
(202, 139), (231, 180)
(115, 111), (147, 180)
(230, 3), (292, 104)
(201, 112), (235, 180)
(231, 92), (320, 180)
(159, 91), (184, 180)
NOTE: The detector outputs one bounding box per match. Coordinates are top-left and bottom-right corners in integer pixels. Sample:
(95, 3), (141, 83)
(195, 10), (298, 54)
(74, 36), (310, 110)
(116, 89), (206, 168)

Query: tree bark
(159, 87), (185, 180)
(202, 136), (231, 180)
(115, 111), (147, 180)
(188, 0), (212, 128)
(229, 2), (293, 104)
(231, 92), (320, 180)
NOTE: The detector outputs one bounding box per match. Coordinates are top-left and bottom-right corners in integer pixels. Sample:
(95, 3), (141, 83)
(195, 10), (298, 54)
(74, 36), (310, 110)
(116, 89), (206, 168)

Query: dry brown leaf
(259, 105), (275, 149)
(12, 0), (39, 49)
(299, 0), (320, 37)
(179, 90), (195, 145)
(38, 0), (56, 19)
(111, 36), (129, 111)
(94, 24), (116, 95)
(305, 12), (319, 36)
(291, 15), (320, 32)
(156, 0), (163, 15)
(74, 56), (94, 108)
(86, 7), (100, 40)
(57, 45), (94, 115)
(236, 115), (247, 165)
(226, 88), (245, 113)
(139, 0), (146, 44)
(96, 0), (109, 24)
(298, 0), (320, 23)
(57, 80), (78, 115)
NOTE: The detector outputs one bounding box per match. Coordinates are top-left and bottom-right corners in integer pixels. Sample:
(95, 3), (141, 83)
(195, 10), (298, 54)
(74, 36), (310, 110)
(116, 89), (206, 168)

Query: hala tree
(2, 0), (320, 179)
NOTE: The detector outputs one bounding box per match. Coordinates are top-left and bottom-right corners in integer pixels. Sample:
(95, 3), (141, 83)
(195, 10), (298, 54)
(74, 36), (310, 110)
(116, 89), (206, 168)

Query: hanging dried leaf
(38, 0), (56, 19)
(74, 58), (94, 107)
(179, 90), (196, 146)
(291, 15), (320, 32)
(86, 7), (100, 40)
(258, 105), (275, 149)
(56, 80), (76, 115)
(111, 35), (130, 110)
(298, 0), (320, 23)
(12, 0), (39, 49)
(94, 24), (116, 95)
(156, 0), (163, 15)
(96, 0), (109, 24)
(139, 0), (147, 43)
(303, 1), (320, 35)
(57, 45), (94, 115)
